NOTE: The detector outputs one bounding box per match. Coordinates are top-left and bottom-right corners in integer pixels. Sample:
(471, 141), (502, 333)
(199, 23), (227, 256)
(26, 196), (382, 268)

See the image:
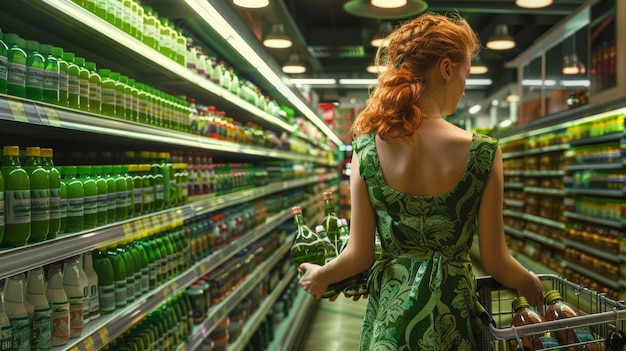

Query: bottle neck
(293, 213), (304, 226)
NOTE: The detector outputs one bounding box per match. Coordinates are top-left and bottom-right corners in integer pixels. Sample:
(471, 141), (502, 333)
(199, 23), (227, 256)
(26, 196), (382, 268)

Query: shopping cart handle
(475, 301), (496, 328)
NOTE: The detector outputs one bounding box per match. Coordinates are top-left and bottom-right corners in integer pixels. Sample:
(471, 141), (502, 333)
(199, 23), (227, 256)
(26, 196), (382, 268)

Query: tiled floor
(297, 261), (489, 351)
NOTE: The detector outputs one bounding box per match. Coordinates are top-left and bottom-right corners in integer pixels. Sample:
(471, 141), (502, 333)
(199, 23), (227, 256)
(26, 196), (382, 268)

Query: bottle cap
(40, 148), (53, 158)
(291, 206), (302, 215)
(511, 296), (530, 311)
(25, 40), (39, 52)
(315, 225), (325, 233)
(77, 165), (91, 175)
(544, 290), (562, 304)
(323, 191), (333, 200)
(25, 146), (41, 157)
(3, 145), (20, 156)
(62, 165), (77, 175)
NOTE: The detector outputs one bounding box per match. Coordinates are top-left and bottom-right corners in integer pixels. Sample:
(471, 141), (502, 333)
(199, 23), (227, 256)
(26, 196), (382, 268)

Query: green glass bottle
(52, 47), (68, 106)
(41, 148), (60, 239)
(122, 164), (134, 219)
(321, 191), (341, 252)
(40, 44), (59, 105)
(128, 241), (143, 299)
(0, 29), (8, 94)
(111, 72), (125, 119)
(85, 61), (101, 114)
(61, 166), (84, 234)
(129, 165), (143, 215)
(93, 249), (115, 315)
(24, 147), (50, 243)
(91, 165), (108, 226)
(99, 68), (115, 117)
(25, 40), (45, 101)
(290, 206), (325, 277)
(150, 153), (164, 211)
(150, 235), (166, 285)
(116, 242), (135, 304)
(4, 33), (27, 98)
(139, 163), (153, 214)
(1, 146), (31, 247)
(160, 231), (176, 279)
(121, 75), (132, 120)
(112, 165), (128, 221)
(63, 52), (80, 109)
(132, 239), (150, 295)
(102, 165), (117, 224)
(106, 247), (127, 309)
(128, 78), (138, 122)
(138, 235), (156, 290)
(74, 56), (90, 112)
(77, 165), (97, 229)
(58, 166), (67, 234)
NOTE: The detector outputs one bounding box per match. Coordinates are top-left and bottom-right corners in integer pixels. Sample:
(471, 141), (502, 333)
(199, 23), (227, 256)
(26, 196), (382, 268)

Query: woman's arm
(477, 146), (545, 308)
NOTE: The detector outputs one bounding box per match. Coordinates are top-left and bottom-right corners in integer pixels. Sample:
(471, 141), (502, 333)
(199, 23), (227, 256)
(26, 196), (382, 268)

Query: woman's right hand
(517, 271), (545, 313)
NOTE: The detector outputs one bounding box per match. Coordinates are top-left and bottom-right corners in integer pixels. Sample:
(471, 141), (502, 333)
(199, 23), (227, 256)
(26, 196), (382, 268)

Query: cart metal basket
(475, 274), (626, 350)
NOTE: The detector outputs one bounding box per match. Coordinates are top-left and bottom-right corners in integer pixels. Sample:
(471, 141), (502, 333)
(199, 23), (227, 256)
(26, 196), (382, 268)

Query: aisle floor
(297, 263), (489, 351)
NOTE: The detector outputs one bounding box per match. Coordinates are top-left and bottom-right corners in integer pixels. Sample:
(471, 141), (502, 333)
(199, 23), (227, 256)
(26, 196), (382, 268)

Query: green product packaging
(40, 148), (60, 240)
(52, 47), (68, 106)
(149, 236), (165, 286)
(101, 165), (117, 224)
(110, 72), (125, 119)
(0, 171), (3, 244)
(95, 0), (107, 19)
(24, 147), (50, 243)
(127, 78), (138, 122)
(121, 75), (132, 120)
(161, 231), (177, 279)
(121, 0), (133, 35)
(175, 27), (187, 67)
(138, 236), (157, 290)
(139, 163), (153, 214)
(136, 83), (147, 124)
(63, 52), (80, 109)
(142, 6), (159, 50)
(116, 242), (135, 304)
(129, 165), (143, 215)
(1, 146), (31, 247)
(84, 0), (95, 13)
(159, 152), (172, 207)
(58, 166), (67, 234)
(85, 62), (101, 114)
(61, 165), (84, 233)
(90, 165), (108, 226)
(132, 240), (150, 295)
(126, 241), (142, 299)
(98, 69), (115, 117)
(74, 56), (90, 112)
(159, 18), (172, 59)
(112, 165), (128, 221)
(92, 249), (116, 314)
(106, 247), (127, 309)
(0, 28), (9, 93)
(122, 164), (134, 218)
(77, 165), (97, 229)
(25, 40), (45, 101)
(4, 33), (27, 98)
(39, 44), (60, 105)
(149, 153), (164, 211)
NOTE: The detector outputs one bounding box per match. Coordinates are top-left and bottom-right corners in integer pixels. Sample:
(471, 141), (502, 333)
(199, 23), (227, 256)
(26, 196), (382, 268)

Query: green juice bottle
(77, 165), (97, 229)
(121, 75), (132, 120)
(25, 40), (45, 101)
(142, 6), (159, 50)
(0, 167), (4, 244)
(41, 148), (61, 239)
(139, 163), (153, 214)
(149, 235), (165, 286)
(40, 44), (60, 105)
(116, 242), (135, 304)
(112, 165), (128, 221)
(128, 78), (138, 122)
(74, 57), (90, 112)
(99, 69), (115, 117)
(129, 165), (142, 215)
(121, 0), (133, 35)
(1, 146), (31, 247)
(136, 83), (147, 124)
(61, 166), (84, 233)
(131, 240), (149, 295)
(161, 231), (177, 279)
(106, 247), (127, 309)
(91, 165), (108, 226)
(111, 72), (125, 119)
(85, 62), (101, 114)
(125, 241), (142, 299)
(150, 153), (164, 211)
(63, 52), (80, 109)
(0, 29), (8, 94)
(58, 166), (67, 234)
(95, 0), (106, 19)
(24, 147), (50, 243)
(92, 249), (115, 315)
(102, 165), (117, 224)
(122, 164), (133, 218)
(5, 34), (27, 98)
(84, 0), (95, 12)
(137, 235), (156, 291)
(53, 47), (68, 106)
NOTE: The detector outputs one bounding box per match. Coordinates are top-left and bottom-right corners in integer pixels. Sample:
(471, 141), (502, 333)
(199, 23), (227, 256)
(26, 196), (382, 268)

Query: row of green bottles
(92, 226), (190, 314)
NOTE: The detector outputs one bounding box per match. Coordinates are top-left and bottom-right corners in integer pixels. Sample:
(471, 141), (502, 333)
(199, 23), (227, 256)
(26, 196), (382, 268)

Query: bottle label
(26, 66), (45, 89)
(148, 262), (157, 287)
(68, 75), (80, 96)
(32, 306), (53, 349)
(538, 333), (560, 348)
(0, 190), (4, 227)
(115, 89), (124, 109)
(83, 195), (97, 215)
(141, 267), (149, 293)
(68, 296), (84, 337)
(155, 184), (164, 200)
(59, 70), (68, 92)
(101, 86), (115, 106)
(5, 190), (31, 224)
(31, 188), (50, 222)
(133, 187), (143, 205)
(107, 193), (116, 211)
(50, 301), (70, 345)
(116, 191), (127, 209)
(98, 284), (115, 313)
(7, 62), (26, 86)
(8, 315), (31, 351)
(134, 272), (141, 297)
(115, 280), (127, 308)
(79, 78), (89, 99)
(126, 276), (135, 302)
(67, 197), (84, 218)
(89, 82), (101, 101)
(60, 197), (67, 220)
(97, 193), (108, 211)
(125, 189), (132, 208)
(143, 186), (153, 205)
(49, 187), (61, 220)
(0, 56), (8, 81)
(43, 69), (59, 91)
(0, 324), (12, 351)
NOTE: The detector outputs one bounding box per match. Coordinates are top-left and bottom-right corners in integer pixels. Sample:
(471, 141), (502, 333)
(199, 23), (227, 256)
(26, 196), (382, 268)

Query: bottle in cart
(544, 290), (599, 351)
(509, 296), (559, 350)
(290, 206), (326, 278)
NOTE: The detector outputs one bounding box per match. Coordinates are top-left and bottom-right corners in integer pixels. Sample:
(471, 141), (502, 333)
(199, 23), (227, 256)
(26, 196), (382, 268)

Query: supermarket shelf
(565, 162), (624, 171)
(564, 239), (621, 264)
(523, 170), (565, 177)
(470, 236), (560, 276)
(503, 209), (526, 220)
(523, 230), (566, 250)
(501, 144), (569, 159)
(563, 211), (625, 228)
(227, 269), (297, 351)
(503, 170), (525, 176)
(504, 199), (525, 208)
(566, 188), (626, 198)
(568, 132), (625, 146)
(181, 231), (294, 350)
(503, 225), (525, 239)
(267, 289), (318, 351)
(503, 182), (525, 189)
(563, 260), (620, 290)
(524, 187), (566, 196)
(523, 213), (565, 230)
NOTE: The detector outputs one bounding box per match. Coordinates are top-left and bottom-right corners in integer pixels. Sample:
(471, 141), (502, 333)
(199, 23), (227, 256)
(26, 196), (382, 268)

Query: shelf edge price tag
(98, 327), (109, 345)
(7, 99), (28, 122)
(122, 223), (133, 238)
(43, 107), (61, 126)
(83, 336), (96, 351)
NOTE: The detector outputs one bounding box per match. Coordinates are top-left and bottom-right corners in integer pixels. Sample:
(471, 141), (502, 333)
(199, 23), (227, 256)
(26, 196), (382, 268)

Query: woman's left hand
(298, 263), (328, 299)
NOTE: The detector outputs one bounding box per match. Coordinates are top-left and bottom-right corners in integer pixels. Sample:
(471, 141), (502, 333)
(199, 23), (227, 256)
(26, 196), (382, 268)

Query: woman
(297, 12), (545, 350)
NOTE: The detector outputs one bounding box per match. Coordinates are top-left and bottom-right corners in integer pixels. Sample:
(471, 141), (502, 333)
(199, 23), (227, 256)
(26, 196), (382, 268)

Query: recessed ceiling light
(515, 0), (553, 9)
(233, 0), (269, 9)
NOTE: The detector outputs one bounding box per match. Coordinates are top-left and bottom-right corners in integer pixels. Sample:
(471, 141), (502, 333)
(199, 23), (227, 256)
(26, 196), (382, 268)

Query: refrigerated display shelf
(568, 132), (625, 146)
(523, 230), (566, 250)
(226, 269), (297, 351)
(564, 211), (625, 229)
(504, 199), (524, 208)
(566, 188), (626, 198)
(524, 187), (566, 196)
(563, 260), (620, 290)
(501, 144), (569, 159)
(564, 239), (621, 264)
(266, 288), (317, 351)
(565, 162), (625, 171)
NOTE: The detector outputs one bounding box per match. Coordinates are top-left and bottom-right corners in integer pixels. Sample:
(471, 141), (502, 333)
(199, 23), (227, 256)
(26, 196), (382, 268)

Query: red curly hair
(351, 13), (480, 140)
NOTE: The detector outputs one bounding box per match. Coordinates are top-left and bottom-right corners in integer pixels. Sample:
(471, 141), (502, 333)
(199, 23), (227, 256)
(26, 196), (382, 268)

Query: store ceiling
(228, 0), (587, 101)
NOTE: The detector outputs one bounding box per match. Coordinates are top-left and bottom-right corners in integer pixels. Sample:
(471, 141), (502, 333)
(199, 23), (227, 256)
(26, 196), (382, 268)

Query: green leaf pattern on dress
(352, 133), (498, 350)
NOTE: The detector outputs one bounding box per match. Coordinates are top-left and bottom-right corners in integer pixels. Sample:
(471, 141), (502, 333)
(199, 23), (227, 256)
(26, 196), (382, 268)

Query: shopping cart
(475, 274), (626, 350)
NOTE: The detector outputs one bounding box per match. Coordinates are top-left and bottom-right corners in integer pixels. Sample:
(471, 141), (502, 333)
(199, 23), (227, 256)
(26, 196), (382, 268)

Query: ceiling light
(343, 0), (428, 19)
(506, 95), (520, 102)
(468, 104), (482, 114)
(371, 0), (407, 9)
(263, 24), (292, 49)
(282, 53), (307, 74)
(486, 25), (516, 51)
(515, 0), (553, 8)
(470, 57), (488, 75)
(290, 78), (337, 85)
(370, 21), (393, 47)
(466, 79), (492, 86)
(366, 64), (388, 74)
(339, 78), (379, 85)
(233, 0), (269, 9)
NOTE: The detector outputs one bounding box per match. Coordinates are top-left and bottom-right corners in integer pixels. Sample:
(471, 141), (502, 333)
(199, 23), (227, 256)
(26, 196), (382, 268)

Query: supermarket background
(0, 0), (624, 350)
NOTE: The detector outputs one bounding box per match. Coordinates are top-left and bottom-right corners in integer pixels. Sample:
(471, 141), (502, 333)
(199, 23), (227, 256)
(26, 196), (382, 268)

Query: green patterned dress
(353, 133), (498, 351)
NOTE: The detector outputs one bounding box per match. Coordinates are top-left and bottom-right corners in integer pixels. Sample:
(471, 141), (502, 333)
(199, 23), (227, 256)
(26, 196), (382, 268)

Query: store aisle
(297, 260), (489, 350)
